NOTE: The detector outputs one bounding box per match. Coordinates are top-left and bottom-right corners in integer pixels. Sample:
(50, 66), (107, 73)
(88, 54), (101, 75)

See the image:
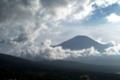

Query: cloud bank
(2, 39), (120, 61)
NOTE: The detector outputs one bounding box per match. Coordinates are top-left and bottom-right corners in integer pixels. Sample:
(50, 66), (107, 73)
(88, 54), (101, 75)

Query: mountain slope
(57, 36), (110, 52)
(0, 53), (120, 73)
(0, 53), (120, 80)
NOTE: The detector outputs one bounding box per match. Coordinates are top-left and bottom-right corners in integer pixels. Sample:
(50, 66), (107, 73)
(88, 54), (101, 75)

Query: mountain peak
(69, 35), (94, 42)
(57, 35), (110, 52)
(73, 35), (90, 38)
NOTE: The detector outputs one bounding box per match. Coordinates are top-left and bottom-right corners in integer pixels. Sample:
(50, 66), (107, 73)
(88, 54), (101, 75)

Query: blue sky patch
(81, 3), (120, 26)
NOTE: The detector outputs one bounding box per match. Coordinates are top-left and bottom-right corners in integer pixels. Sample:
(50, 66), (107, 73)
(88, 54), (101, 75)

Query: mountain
(57, 36), (110, 52)
(0, 53), (120, 80)
(0, 53), (102, 72)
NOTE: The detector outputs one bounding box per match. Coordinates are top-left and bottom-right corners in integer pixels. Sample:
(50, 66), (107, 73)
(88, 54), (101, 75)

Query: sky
(0, 0), (120, 45)
(0, 0), (120, 60)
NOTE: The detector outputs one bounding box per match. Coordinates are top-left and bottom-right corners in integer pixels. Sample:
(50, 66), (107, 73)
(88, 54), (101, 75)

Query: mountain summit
(57, 36), (110, 52)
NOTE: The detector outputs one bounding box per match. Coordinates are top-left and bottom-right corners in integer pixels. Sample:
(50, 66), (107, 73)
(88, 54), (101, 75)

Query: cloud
(0, 0), (40, 22)
(5, 39), (100, 60)
(41, 0), (68, 8)
(93, 0), (120, 8)
(106, 13), (120, 23)
(105, 43), (120, 55)
(0, 0), (42, 44)
(39, 0), (93, 21)
(1, 0), (91, 33)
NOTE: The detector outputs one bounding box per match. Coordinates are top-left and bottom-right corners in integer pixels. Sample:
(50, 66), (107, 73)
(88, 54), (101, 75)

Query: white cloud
(106, 13), (120, 23)
(93, 0), (120, 7)
(4, 39), (120, 61)
(40, 0), (93, 21)
(72, 0), (93, 21)
(5, 39), (100, 60)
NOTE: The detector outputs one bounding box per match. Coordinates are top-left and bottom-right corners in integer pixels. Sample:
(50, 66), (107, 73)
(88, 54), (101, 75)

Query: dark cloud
(0, 0), (40, 22)
(40, 0), (68, 8)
